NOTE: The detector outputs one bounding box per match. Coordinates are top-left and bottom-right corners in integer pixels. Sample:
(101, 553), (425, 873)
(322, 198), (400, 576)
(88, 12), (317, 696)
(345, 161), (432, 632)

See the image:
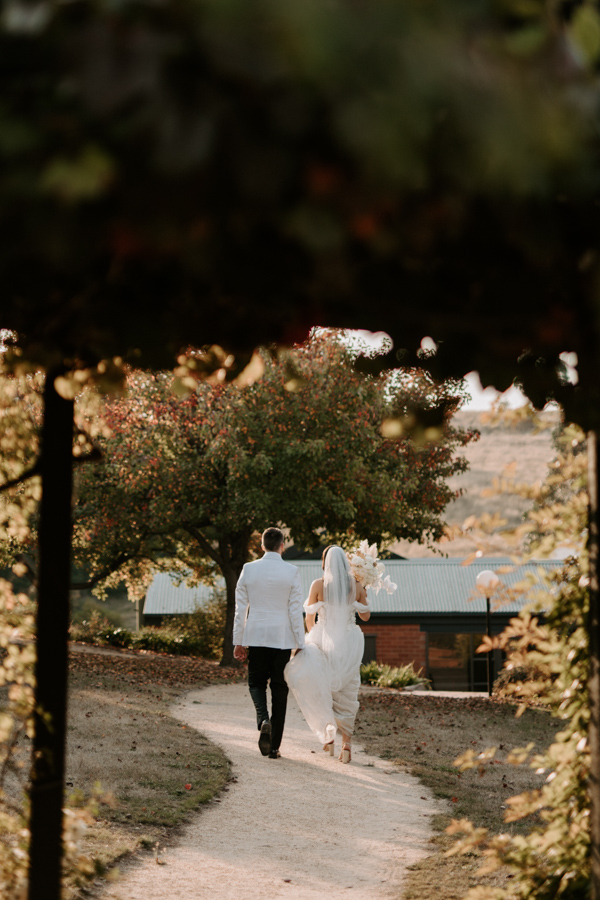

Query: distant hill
(389, 408), (560, 558)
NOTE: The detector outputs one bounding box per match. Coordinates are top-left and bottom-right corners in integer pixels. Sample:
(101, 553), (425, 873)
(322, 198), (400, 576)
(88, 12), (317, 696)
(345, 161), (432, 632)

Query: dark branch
(70, 550), (137, 590)
(182, 523), (224, 568)
(0, 461), (40, 494)
(73, 446), (103, 466)
(0, 442), (102, 496)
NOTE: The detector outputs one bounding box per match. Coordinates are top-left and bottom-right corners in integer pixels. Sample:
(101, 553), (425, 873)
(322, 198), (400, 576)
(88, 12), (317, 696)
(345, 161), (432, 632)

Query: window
(362, 634), (377, 664)
(427, 633), (499, 691)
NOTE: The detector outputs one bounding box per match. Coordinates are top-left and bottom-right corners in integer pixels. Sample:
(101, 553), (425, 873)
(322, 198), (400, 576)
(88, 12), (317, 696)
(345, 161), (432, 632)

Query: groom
(233, 527), (305, 759)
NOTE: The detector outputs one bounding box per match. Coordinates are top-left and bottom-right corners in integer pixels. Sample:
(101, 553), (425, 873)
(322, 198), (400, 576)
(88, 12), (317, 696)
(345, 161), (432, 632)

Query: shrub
(104, 627), (134, 648)
(70, 598), (124, 628)
(70, 610), (116, 644)
(177, 593), (226, 660)
(448, 425), (590, 899)
(127, 628), (206, 656)
(360, 660), (429, 689)
(69, 595), (226, 661)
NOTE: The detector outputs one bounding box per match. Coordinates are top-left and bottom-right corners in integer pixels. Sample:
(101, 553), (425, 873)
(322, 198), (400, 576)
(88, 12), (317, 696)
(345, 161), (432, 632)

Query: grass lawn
(4, 647), (244, 897)
(355, 690), (558, 900)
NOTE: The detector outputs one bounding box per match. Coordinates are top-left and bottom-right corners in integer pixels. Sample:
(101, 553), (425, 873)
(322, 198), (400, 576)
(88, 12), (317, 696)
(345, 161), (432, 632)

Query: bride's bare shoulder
(306, 577), (324, 604)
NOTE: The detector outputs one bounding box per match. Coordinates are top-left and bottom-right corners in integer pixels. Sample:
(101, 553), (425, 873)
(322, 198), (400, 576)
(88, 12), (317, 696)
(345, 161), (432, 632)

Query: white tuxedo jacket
(233, 552), (306, 650)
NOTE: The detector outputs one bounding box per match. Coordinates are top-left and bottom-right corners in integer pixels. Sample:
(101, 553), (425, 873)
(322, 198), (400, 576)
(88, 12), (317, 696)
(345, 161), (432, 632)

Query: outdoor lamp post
(476, 570), (501, 697)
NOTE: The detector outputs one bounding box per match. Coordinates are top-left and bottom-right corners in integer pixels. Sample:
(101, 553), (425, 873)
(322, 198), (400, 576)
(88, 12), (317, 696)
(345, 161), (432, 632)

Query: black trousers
(247, 647), (292, 752)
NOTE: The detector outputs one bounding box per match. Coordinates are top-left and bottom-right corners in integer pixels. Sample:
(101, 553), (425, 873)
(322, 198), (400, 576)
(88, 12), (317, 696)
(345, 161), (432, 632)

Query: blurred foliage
(5, 1), (600, 889)
(0, 364), (37, 898)
(0, 578), (35, 900)
(0, 366), (109, 899)
(3, 0), (600, 426)
(448, 426), (591, 898)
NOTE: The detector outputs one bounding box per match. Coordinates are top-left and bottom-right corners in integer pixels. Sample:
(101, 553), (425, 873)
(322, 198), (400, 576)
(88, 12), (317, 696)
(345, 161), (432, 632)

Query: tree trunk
(588, 429), (600, 900)
(217, 535), (251, 668)
(28, 374), (74, 900)
(220, 561), (243, 667)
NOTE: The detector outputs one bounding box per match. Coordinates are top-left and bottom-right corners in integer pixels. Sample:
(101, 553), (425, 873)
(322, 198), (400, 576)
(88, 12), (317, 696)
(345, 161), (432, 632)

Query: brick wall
(360, 623), (427, 671)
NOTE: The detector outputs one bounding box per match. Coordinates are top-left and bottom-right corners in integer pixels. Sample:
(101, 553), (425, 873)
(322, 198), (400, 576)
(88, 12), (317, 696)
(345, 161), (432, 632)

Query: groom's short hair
(262, 527), (284, 552)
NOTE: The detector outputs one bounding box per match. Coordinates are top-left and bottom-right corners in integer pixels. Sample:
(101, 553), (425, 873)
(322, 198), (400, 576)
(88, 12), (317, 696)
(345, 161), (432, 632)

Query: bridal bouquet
(347, 541), (397, 595)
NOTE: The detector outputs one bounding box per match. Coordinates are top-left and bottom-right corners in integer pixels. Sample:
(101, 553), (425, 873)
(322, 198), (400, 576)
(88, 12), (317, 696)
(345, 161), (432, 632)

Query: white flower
(348, 542), (397, 594)
(381, 575), (397, 594)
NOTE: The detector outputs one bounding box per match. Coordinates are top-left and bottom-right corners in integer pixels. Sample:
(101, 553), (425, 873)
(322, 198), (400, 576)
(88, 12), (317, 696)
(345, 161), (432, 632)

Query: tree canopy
(64, 331), (476, 663)
(3, 0), (600, 425)
(4, 2), (600, 894)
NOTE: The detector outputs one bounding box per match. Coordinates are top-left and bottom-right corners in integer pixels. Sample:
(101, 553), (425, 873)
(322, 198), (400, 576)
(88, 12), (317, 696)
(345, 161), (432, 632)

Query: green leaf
(569, 3), (600, 67)
(40, 145), (115, 202)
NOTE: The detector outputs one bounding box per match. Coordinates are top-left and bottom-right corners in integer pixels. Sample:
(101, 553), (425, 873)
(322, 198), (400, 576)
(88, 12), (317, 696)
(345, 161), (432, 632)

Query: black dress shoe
(258, 720), (272, 756)
(268, 749), (281, 759)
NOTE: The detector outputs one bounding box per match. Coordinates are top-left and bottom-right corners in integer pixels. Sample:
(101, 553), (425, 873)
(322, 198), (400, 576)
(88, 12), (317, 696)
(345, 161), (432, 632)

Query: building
(293, 557), (557, 690)
(143, 573), (224, 626)
(143, 557), (559, 691)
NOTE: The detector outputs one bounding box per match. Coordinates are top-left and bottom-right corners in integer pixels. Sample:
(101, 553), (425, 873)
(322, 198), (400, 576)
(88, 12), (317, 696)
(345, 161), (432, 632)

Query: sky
(350, 330), (531, 411)
(463, 372), (527, 410)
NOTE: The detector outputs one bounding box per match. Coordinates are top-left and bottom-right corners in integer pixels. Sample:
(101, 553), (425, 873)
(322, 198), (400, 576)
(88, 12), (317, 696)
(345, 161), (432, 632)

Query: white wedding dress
(284, 547), (368, 744)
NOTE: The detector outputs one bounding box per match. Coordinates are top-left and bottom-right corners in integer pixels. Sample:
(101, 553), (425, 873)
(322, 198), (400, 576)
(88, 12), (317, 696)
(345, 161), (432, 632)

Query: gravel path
(103, 682), (439, 900)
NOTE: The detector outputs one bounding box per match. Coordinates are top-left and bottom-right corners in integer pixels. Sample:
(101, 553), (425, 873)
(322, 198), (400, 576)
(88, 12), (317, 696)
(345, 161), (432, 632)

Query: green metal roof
(144, 573), (224, 616)
(294, 558), (559, 615)
(144, 558), (560, 617)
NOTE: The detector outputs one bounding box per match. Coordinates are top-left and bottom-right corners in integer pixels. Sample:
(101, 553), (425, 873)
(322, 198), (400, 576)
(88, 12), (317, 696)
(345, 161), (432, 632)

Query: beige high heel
(323, 741), (335, 756)
(340, 743), (351, 764)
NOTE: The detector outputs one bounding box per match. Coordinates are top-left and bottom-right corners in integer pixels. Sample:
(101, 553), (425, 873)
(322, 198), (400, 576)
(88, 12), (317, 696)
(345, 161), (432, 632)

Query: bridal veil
(284, 546), (364, 744)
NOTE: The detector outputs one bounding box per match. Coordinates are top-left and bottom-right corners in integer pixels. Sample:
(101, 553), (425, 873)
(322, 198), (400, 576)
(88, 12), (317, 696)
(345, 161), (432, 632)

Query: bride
(284, 545), (371, 764)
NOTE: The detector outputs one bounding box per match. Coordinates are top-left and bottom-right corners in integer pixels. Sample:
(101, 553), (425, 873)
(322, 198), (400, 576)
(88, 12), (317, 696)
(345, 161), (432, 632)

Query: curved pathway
(103, 683), (438, 900)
